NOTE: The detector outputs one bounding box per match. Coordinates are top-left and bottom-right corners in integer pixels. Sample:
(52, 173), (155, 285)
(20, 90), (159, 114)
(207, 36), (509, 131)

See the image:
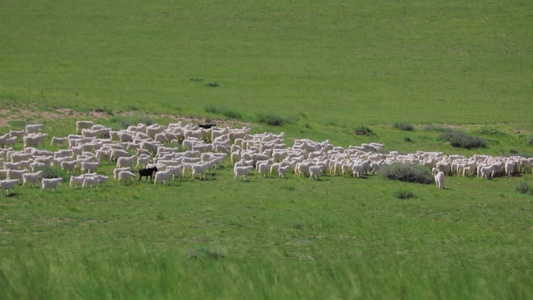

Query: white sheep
(116, 155), (137, 169)
(50, 136), (68, 147)
(431, 168), (445, 189)
(113, 167), (132, 180)
(1, 179), (19, 195)
(118, 170), (136, 183)
(479, 166), (492, 179)
(25, 123), (43, 134)
(154, 170), (172, 184)
(41, 178), (64, 191)
(82, 176), (99, 189)
(309, 165), (325, 180)
(22, 171), (43, 187)
(234, 165), (254, 181)
(76, 121), (94, 133)
(7, 169), (28, 182)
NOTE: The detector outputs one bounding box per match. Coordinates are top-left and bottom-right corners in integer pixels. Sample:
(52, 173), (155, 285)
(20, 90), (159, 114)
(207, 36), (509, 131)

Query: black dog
(139, 166), (158, 183)
(198, 123), (216, 129)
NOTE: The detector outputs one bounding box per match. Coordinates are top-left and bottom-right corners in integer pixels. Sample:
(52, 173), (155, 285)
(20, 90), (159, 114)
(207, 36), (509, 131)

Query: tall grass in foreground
(1, 248), (530, 300)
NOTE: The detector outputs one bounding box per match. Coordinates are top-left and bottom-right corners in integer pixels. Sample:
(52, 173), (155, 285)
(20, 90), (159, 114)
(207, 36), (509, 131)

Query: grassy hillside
(0, 0), (532, 299)
(1, 0), (532, 124)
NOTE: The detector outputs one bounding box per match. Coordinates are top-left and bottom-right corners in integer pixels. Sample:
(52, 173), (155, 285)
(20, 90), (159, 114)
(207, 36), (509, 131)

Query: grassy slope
(0, 0), (532, 124)
(0, 0), (532, 299)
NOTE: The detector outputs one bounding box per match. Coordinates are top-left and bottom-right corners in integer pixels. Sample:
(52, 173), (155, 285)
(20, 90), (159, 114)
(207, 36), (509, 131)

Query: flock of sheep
(1, 120), (532, 196)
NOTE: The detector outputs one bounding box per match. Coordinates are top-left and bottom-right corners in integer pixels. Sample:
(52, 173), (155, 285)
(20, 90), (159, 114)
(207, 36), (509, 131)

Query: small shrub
(438, 130), (486, 149)
(515, 180), (531, 194)
(205, 82), (219, 87)
(394, 189), (417, 199)
(354, 125), (373, 135)
(378, 163), (434, 184)
(393, 122), (414, 131)
(474, 127), (504, 135)
(404, 136), (412, 143)
(258, 112), (283, 126)
(41, 166), (70, 181)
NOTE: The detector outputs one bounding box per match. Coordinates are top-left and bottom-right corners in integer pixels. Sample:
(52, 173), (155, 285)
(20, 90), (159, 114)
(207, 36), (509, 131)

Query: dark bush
(394, 189), (417, 199)
(438, 130), (486, 149)
(258, 112), (283, 126)
(354, 125), (373, 135)
(378, 163), (434, 184)
(41, 166), (70, 181)
(393, 122), (414, 131)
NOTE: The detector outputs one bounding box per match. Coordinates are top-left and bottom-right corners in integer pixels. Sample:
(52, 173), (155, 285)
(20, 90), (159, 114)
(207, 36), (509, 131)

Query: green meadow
(0, 0), (532, 299)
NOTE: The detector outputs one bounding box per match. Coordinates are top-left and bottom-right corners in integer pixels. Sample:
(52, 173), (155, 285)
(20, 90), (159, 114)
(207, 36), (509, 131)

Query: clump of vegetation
(205, 82), (219, 87)
(393, 122), (414, 131)
(404, 136), (412, 143)
(41, 166), (70, 181)
(438, 129), (486, 149)
(354, 125), (373, 135)
(515, 180), (531, 194)
(394, 189), (417, 199)
(527, 135), (533, 146)
(257, 112), (283, 126)
(378, 163), (434, 184)
(204, 105), (242, 119)
(424, 124), (448, 132)
(474, 127), (504, 135)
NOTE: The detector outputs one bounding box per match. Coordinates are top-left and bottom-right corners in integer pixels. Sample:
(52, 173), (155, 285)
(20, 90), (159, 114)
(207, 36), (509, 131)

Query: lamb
(22, 171), (44, 187)
(154, 170), (172, 184)
(277, 165), (290, 178)
(138, 166), (158, 182)
(41, 178), (64, 191)
(234, 165), (254, 181)
(431, 168), (445, 189)
(1, 179), (19, 195)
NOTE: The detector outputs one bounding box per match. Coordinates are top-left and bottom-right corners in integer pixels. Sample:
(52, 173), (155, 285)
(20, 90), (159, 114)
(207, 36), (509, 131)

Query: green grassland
(0, 0), (532, 299)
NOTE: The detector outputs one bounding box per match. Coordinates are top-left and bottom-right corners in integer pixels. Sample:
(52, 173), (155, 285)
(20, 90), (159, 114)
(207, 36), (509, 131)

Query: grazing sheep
(41, 178), (64, 191)
(234, 165), (254, 181)
(117, 170), (136, 184)
(82, 176), (99, 189)
(309, 165), (325, 180)
(154, 170), (172, 184)
(22, 171), (43, 187)
(138, 166), (158, 182)
(7, 169), (28, 182)
(116, 155), (137, 169)
(81, 161), (99, 173)
(113, 167), (132, 180)
(76, 121), (94, 133)
(25, 123), (43, 134)
(1, 179), (19, 195)
(479, 166), (492, 179)
(50, 136), (68, 147)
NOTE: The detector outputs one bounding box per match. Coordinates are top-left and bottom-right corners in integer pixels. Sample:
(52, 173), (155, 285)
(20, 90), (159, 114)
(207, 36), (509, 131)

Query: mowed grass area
(0, 0), (532, 299)
(0, 0), (532, 124)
